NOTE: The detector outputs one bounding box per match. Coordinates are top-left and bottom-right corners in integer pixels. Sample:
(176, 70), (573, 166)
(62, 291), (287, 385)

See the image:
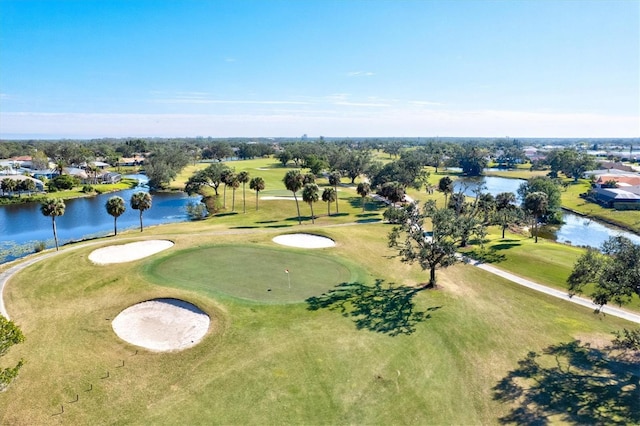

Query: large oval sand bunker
(272, 234), (335, 249)
(89, 240), (174, 264)
(112, 298), (210, 352)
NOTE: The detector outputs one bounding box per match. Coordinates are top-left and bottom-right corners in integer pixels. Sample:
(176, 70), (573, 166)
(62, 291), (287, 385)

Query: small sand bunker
(112, 298), (210, 352)
(272, 233), (336, 249)
(89, 240), (174, 264)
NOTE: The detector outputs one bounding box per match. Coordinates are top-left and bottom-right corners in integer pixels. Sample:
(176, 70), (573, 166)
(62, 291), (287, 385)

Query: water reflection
(0, 175), (200, 263)
(456, 176), (640, 248)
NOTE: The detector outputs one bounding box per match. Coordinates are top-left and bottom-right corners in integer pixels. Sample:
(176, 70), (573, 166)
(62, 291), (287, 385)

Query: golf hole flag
(285, 269), (289, 274)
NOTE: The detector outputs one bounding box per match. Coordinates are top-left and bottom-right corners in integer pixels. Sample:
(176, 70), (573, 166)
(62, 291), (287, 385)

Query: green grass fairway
(1, 158), (639, 425)
(144, 245), (364, 303)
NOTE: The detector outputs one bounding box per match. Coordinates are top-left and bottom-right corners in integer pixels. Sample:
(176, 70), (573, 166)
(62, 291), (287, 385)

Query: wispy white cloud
(409, 100), (444, 106)
(334, 101), (390, 107)
(347, 71), (375, 77)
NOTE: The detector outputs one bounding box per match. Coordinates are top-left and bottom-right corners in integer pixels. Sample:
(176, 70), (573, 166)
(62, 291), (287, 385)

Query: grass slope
(1, 157), (638, 425)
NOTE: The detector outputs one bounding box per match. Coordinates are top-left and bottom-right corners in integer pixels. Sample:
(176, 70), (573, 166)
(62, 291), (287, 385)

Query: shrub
(33, 241), (46, 253)
(186, 201), (208, 220)
(81, 185), (94, 193)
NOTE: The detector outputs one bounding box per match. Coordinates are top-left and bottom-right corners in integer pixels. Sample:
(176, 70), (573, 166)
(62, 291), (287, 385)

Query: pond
(0, 175), (201, 263)
(455, 175), (640, 248)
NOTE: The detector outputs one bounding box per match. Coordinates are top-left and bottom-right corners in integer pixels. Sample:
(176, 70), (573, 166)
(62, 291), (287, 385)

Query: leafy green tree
(388, 201), (466, 287)
(302, 183), (320, 224)
(321, 187), (337, 216)
(50, 174), (76, 191)
(249, 176), (265, 210)
(40, 198), (66, 250)
(518, 176), (561, 223)
(184, 163), (231, 197)
(237, 171), (250, 213)
(105, 196), (126, 236)
(283, 170), (304, 224)
(458, 145), (488, 176)
(305, 155), (328, 175)
(328, 171), (342, 213)
(523, 192), (548, 243)
(130, 192), (152, 232)
(357, 182), (371, 212)
(378, 181), (405, 205)
(342, 150), (372, 183)
(144, 146), (189, 190)
(277, 150), (292, 166)
(0, 316), (25, 391)
(18, 179), (36, 196)
(495, 192), (518, 238)
(438, 176), (454, 206)
(568, 236), (640, 308)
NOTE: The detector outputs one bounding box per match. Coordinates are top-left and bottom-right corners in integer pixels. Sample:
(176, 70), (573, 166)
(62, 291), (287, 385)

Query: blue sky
(1, 0), (638, 139)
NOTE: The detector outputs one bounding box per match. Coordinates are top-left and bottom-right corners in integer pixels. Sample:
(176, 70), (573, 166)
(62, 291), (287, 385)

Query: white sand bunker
(272, 233), (336, 249)
(112, 298), (210, 352)
(89, 240), (174, 264)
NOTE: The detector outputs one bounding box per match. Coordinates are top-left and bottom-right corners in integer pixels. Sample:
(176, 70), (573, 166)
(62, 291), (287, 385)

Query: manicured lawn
(144, 244), (365, 303)
(1, 158), (638, 425)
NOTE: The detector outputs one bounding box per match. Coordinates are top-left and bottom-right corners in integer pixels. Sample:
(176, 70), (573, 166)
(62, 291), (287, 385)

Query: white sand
(89, 240), (174, 264)
(112, 298), (210, 352)
(272, 234), (336, 249)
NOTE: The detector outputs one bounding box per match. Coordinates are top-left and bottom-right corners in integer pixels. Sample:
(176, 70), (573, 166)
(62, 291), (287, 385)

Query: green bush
(33, 242), (46, 253)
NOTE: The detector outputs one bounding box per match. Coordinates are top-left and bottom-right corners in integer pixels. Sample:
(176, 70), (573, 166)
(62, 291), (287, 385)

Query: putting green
(143, 244), (363, 303)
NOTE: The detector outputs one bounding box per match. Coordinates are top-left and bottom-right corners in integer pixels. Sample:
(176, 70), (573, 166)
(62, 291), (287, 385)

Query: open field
(1, 157), (638, 425)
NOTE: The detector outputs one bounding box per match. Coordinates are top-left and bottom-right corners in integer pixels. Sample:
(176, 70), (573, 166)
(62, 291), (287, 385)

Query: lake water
(0, 175), (201, 263)
(455, 176), (640, 248)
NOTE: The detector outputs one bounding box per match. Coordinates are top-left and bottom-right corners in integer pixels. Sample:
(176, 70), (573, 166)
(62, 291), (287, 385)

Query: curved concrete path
(466, 258), (640, 324)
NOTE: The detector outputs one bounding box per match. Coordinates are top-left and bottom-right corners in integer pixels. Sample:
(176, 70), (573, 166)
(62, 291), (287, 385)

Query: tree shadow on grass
(493, 340), (640, 425)
(466, 248), (507, 263)
(306, 279), (440, 336)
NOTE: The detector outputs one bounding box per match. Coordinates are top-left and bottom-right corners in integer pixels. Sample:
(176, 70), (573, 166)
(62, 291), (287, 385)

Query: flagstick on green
(285, 269), (290, 289)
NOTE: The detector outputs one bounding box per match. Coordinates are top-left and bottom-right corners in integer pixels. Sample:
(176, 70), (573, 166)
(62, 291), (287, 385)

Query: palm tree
(1, 178), (16, 196)
(524, 191), (548, 243)
(249, 176), (265, 210)
(229, 174), (240, 212)
(283, 170), (304, 224)
(438, 176), (454, 207)
(106, 196), (126, 236)
(495, 192), (517, 238)
(40, 198), (65, 251)
(237, 171), (250, 213)
(321, 187), (337, 216)
(221, 168), (235, 209)
(19, 179), (36, 196)
(356, 182), (371, 212)
(302, 183), (319, 224)
(130, 192), (152, 232)
(54, 160), (66, 176)
(328, 171), (342, 213)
